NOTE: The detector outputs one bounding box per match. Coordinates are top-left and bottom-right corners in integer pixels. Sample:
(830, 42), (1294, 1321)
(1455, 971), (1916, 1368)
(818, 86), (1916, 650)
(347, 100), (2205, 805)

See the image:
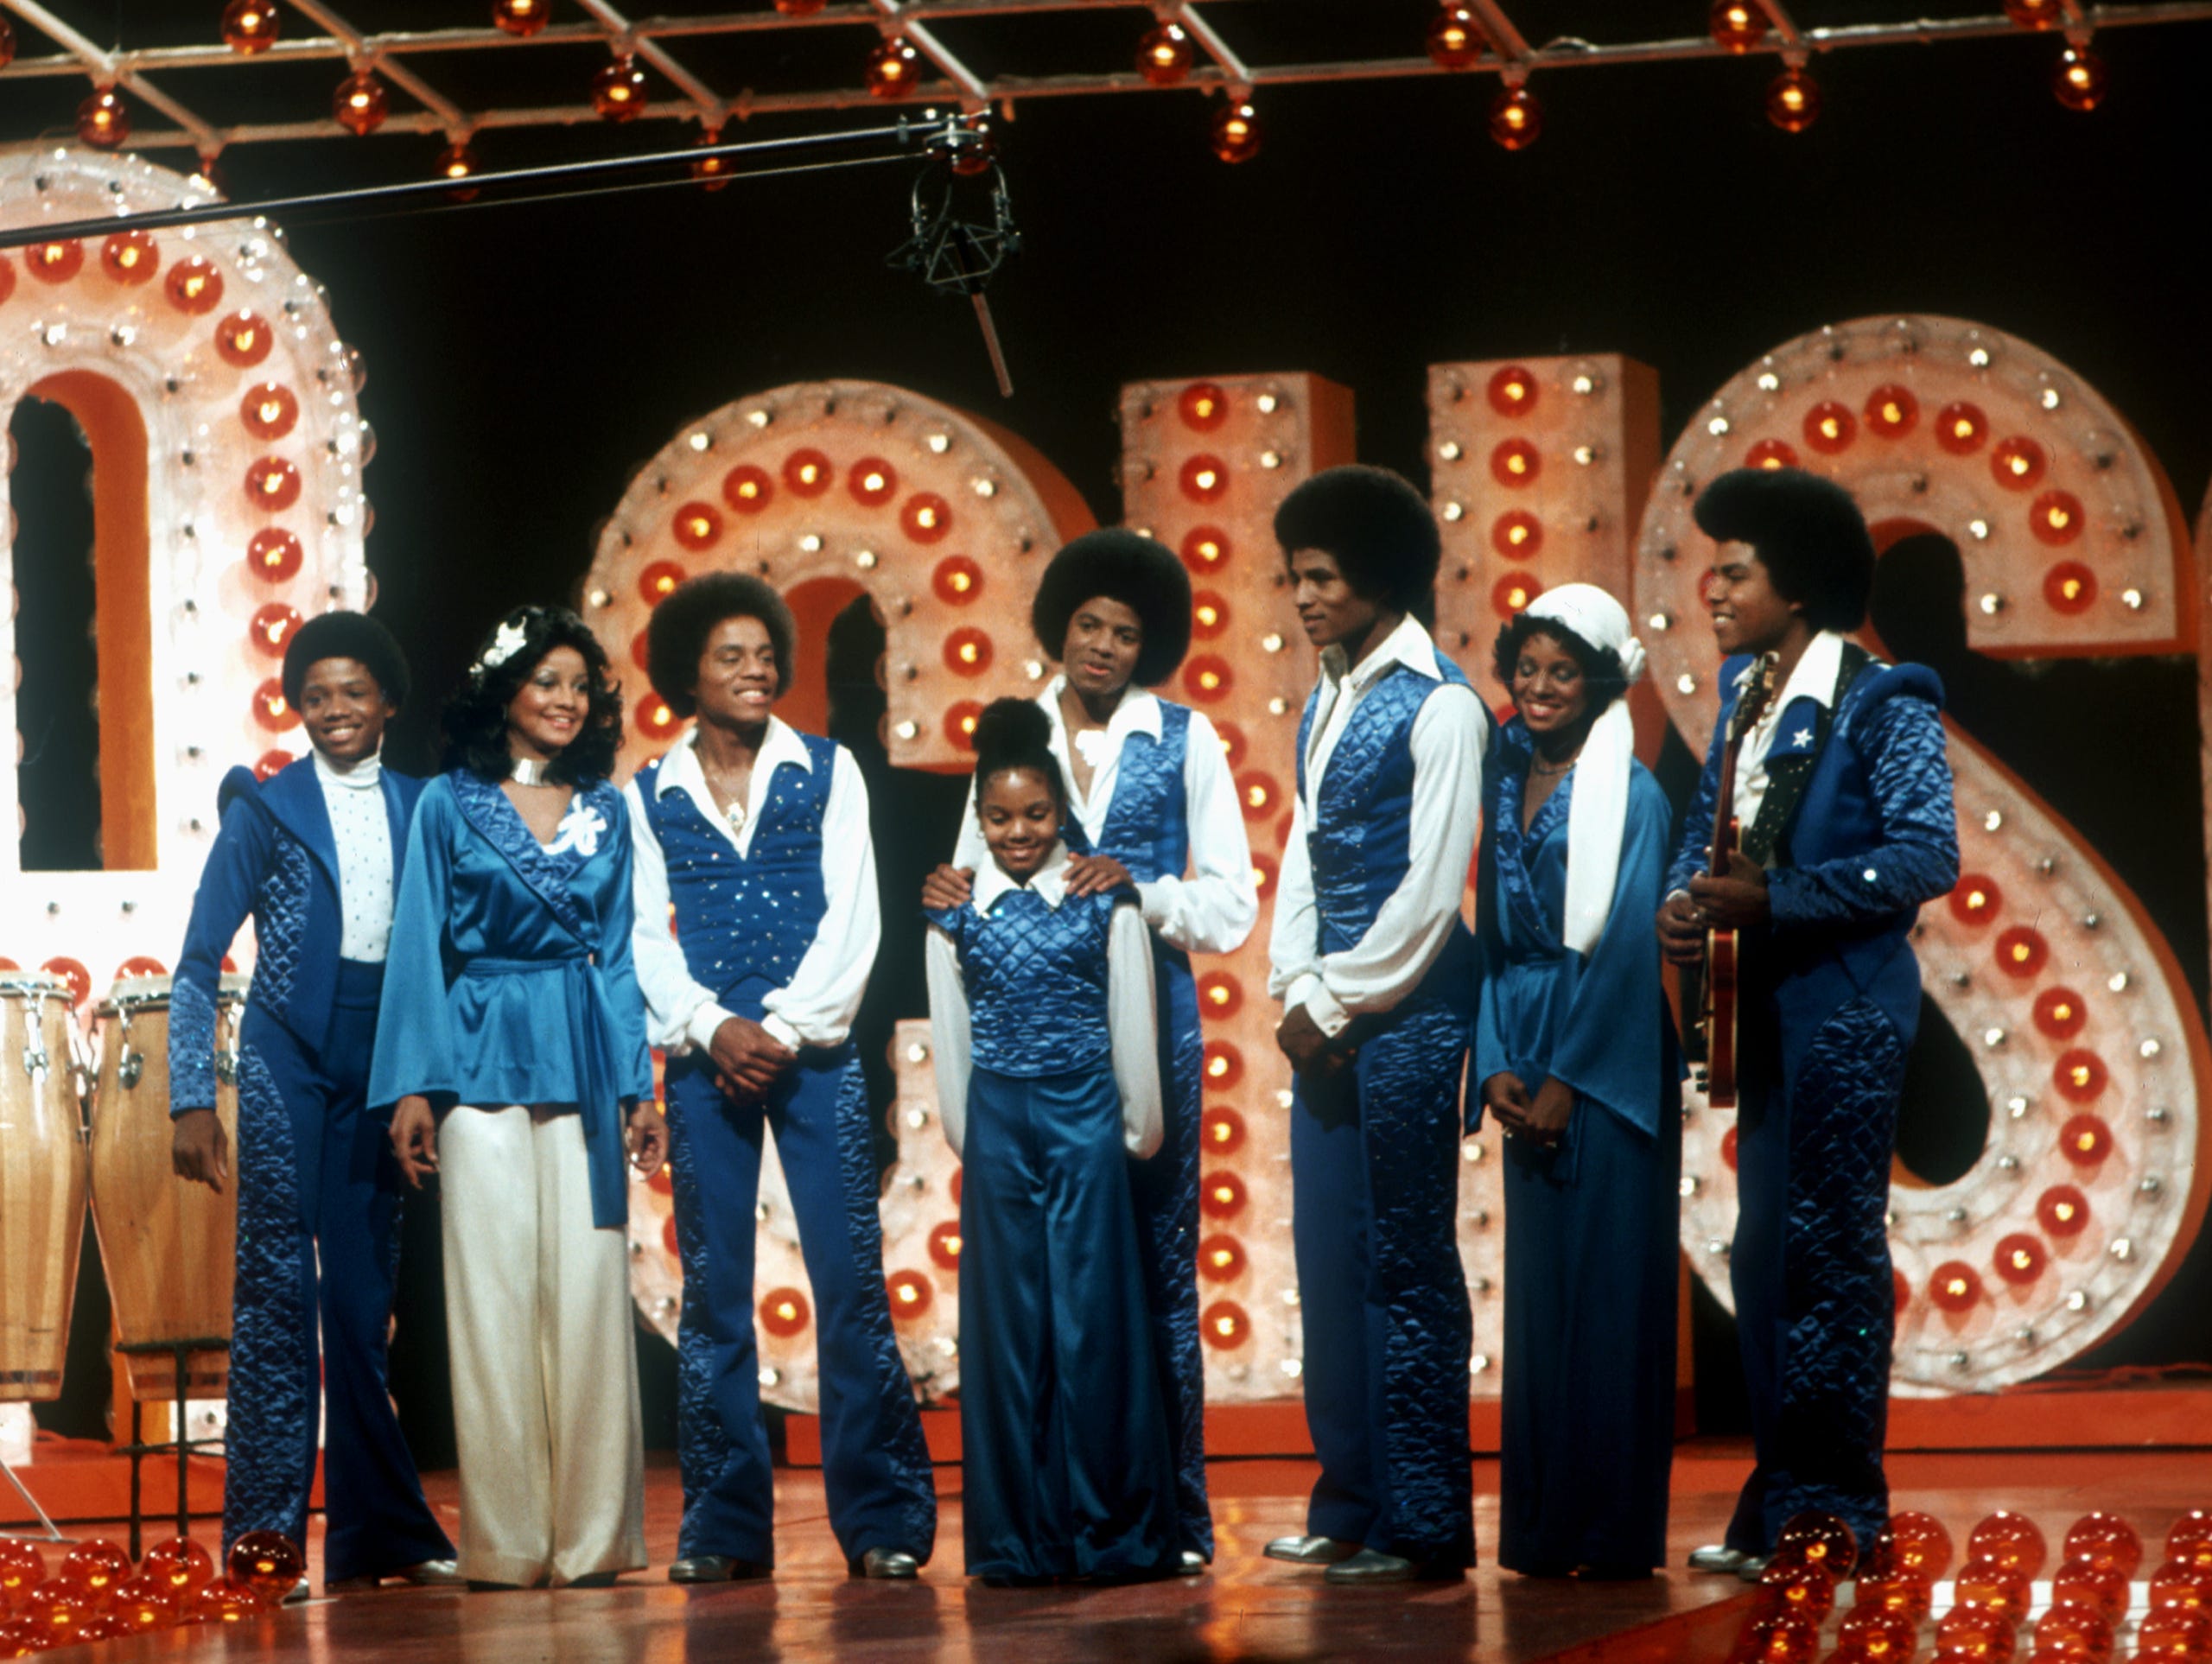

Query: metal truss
(3, 0), (2210, 159)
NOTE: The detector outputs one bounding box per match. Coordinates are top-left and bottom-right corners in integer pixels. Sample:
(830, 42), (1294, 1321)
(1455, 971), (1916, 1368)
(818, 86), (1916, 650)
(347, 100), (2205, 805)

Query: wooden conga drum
(0, 974), (87, 1403)
(87, 975), (247, 1401)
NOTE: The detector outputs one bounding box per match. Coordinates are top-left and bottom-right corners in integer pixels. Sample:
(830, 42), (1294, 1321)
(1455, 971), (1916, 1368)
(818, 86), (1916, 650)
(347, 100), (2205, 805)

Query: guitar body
(1703, 902), (1742, 1108)
(1679, 655), (1777, 1111)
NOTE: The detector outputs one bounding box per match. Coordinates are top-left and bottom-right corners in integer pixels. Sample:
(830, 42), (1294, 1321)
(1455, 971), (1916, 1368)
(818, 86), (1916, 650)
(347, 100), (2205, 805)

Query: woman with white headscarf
(1471, 583), (1682, 1580)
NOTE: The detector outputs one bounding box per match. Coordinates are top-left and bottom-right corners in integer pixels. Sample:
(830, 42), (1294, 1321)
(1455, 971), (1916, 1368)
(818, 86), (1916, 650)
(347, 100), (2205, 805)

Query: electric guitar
(1680, 652), (1778, 1110)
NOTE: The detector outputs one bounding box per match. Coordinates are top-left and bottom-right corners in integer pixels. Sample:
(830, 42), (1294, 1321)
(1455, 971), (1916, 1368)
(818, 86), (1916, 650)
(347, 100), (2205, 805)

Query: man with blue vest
(1264, 466), (1491, 1585)
(626, 573), (936, 1585)
(1660, 468), (1959, 1570)
(170, 612), (457, 1592)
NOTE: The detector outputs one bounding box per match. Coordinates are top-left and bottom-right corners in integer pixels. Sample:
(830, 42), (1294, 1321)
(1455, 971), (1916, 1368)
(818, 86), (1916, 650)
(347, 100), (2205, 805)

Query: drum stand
(1, 1452), (70, 1545)
(115, 1337), (229, 1561)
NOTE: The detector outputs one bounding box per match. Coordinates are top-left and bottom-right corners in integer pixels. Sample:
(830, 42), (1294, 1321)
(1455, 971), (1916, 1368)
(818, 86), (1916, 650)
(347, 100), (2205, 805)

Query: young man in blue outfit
(1264, 466), (1491, 1585)
(170, 611), (457, 1592)
(626, 573), (937, 1585)
(1659, 468), (1959, 1570)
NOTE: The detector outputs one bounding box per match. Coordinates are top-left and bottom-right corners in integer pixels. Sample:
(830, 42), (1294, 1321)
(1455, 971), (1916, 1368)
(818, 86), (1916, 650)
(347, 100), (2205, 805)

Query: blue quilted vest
(928, 886), (1119, 1077)
(1295, 651), (1478, 962)
(638, 733), (836, 1007)
(1077, 701), (1192, 886)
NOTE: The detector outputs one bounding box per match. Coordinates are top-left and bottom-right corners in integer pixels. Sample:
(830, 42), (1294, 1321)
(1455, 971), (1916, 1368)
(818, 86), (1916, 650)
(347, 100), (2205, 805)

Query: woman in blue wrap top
(371, 606), (662, 1589)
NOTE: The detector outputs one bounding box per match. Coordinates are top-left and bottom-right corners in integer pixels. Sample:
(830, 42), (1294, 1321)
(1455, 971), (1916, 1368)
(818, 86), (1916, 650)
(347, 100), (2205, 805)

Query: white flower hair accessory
(472, 615), (532, 681)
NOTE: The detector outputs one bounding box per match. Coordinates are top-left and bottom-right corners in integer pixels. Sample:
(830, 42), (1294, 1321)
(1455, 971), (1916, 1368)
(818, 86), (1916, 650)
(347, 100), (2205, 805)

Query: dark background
(11, 1), (2212, 1457)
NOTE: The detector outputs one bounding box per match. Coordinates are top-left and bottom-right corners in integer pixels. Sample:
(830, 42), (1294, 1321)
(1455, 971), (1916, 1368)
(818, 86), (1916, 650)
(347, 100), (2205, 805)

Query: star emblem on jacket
(1791, 727), (1814, 748)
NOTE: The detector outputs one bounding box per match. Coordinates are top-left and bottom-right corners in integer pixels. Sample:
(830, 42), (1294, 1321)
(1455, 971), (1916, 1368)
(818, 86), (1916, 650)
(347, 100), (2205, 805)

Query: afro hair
(645, 572), (798, 717)
(1693, 467), (1876, 632)
(1273, 464), (1442, 618)
(282, 610), (410, 709)
(969, 696), (1065, 813)
(1029, 529), (1194, 688)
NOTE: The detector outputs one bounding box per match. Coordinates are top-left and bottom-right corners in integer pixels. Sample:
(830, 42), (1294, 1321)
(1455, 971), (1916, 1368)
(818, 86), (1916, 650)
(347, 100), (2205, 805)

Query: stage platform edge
(784, 1381), (2212, 1467)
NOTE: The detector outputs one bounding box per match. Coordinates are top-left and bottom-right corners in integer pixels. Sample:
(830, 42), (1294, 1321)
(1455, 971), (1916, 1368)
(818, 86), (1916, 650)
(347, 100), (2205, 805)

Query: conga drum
(0, 974), (87, 1403)
(87, 975), (247, 1401)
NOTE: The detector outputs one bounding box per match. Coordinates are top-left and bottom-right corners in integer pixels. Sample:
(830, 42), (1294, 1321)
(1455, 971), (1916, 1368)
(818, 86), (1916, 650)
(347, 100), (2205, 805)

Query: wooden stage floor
(19, 1443), (2212, 1662)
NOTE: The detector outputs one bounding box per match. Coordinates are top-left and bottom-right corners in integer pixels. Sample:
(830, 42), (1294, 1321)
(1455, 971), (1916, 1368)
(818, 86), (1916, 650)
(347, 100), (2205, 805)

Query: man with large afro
(1262, 464), (1491, 1584)
(169, 609), (462, 1591)
(1662, 467), (1958, 1570)
(924, 526), (1258, 1567)
(623, 570), (938, 1583)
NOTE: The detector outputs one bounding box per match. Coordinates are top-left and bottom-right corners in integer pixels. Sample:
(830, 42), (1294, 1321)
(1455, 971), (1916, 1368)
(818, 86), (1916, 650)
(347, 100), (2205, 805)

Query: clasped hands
(1656, 848), (1770, 968)
(1481, 1071), (1573, 1152)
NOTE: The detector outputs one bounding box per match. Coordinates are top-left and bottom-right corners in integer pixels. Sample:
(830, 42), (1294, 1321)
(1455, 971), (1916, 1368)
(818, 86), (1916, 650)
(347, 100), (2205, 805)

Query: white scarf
(1522, 584), (1646, 956)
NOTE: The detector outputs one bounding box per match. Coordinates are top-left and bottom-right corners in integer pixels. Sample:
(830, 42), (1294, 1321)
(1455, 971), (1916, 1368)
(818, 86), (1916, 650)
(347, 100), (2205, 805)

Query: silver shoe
(854, 1548), (919, 1580)
(1264, 1534), (1360, 1566)
(1177, 1550), (1209, 1576)
(1325, 1549), (1414, 1585)
(1687, 1544), (1754, 1573)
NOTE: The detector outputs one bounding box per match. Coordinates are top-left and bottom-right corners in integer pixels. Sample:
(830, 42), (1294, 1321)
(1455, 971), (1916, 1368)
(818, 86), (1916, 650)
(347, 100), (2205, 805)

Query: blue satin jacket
(170, 756), (423, 1118)
(1665, 652), (1959, 1099)
(365, 769), (654, 1229)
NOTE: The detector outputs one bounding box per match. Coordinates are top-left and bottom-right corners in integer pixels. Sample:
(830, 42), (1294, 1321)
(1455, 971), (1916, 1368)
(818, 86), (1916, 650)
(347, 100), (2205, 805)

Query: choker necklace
(1529, 755), (1579, 776)
(510, 757), (551, 786)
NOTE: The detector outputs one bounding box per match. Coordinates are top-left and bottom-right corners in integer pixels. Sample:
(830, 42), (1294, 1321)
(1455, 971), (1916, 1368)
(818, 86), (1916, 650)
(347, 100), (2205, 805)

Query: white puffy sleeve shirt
(1266, 616), (1487, 1037)
(626, 719), (880, 1054)
(950, 679), (1258, 956)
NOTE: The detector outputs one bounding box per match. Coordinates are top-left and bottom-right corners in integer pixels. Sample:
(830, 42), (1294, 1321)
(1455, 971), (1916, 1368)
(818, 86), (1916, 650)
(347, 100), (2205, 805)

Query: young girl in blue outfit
(923, 699), (1179, 1585)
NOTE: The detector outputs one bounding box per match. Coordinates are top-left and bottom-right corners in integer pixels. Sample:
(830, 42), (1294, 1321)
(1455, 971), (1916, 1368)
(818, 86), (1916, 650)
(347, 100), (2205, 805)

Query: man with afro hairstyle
(925, 527), (1257, 1569)
(1660, 468), (1958, 1572)
(170, 611), (458, 1593)
(1263, 465), (1492, 1585)
(625, 572), (937, 1584)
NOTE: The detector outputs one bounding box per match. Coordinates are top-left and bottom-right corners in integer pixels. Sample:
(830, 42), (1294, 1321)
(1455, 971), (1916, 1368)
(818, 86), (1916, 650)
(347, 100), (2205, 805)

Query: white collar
(652, 716), (813, 797)
(1042, 674), (1164, 745)
(313, 746), (382, 791)
(971, 838), (1072, 912)
(1744, 630), (1848, 718)
(1320, 613), (1444, 695)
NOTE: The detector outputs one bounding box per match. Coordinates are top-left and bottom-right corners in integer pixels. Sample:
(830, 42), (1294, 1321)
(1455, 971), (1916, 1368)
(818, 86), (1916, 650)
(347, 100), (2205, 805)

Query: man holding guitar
(1657, 468), (1960, 1573)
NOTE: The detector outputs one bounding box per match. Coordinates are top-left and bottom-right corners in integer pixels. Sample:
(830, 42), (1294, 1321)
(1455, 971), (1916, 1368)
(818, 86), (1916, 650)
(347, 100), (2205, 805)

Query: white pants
(439, 1105), (646, 1587)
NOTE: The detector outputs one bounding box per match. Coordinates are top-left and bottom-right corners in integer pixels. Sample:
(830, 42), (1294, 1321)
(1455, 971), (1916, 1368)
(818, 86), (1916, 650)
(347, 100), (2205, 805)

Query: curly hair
(441, 605), (623, 784)
(1491, 614), (1630, 715)
(1029, 529), (1193, 688)
(645, 573), (797, 717)
(1693, 467), (1876, 632)
(970, 697), (1065, 814)
(1273, 465), (1442, 618)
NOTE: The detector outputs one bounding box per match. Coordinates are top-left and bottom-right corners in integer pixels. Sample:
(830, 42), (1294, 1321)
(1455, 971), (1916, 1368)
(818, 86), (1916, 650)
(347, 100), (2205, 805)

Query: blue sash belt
(457, 952), (630, 1229)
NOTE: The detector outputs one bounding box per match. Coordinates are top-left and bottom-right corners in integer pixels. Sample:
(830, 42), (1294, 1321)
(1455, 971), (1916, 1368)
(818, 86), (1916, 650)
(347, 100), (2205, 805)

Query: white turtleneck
(313, 747), (395, 963)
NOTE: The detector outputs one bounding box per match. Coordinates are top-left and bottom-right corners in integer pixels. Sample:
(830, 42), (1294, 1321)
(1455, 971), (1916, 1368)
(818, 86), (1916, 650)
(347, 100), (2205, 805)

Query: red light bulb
(334, 69), (387, 136)
(1765, 67), (1821, 132)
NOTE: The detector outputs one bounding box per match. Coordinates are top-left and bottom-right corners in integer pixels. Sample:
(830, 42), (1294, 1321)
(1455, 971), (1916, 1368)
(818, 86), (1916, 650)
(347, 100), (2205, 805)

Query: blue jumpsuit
(634, 738), (937, 1569)
(1062, 702), (1215, 1561)
(1472, 723), (1681, 1574)
(1666, 652), (1958, 1552)
(1287, 657), (1484, 1572)
(927, 885), (1179, 1583)
(170, 758), (453, 1581)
